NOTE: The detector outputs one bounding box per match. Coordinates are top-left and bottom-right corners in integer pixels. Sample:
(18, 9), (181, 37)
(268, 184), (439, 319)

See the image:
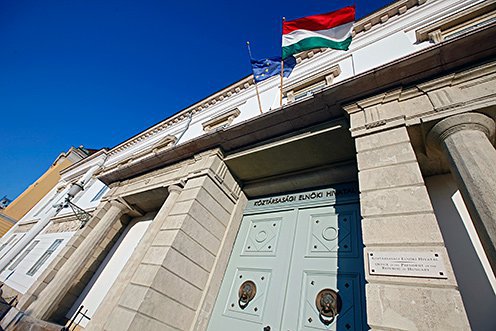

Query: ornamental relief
(14, 223), (35, 233)
(45, 220), (80, 233)
(345, 61), (496, 135)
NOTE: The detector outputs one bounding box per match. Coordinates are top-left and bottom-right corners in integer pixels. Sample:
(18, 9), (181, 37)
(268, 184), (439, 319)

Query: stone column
(26, 199), (129, 320)
(427, 112), (496, 273)
(86, 184), (182, 331)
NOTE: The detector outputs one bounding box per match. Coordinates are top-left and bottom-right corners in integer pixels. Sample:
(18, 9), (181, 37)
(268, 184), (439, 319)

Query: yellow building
(0, 147), (91, 237)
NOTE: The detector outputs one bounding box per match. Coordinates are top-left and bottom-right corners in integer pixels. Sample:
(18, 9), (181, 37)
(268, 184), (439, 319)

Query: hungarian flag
(282, 6), (355, 59)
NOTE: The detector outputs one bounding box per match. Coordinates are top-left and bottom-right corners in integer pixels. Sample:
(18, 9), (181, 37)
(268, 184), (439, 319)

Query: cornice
(59, 149), (108, 176)
(415, 0), (495, 42)
(108, 75), (256, 157)
(353, 0), (427, 36)
(99, 22), (496, 185)
(106, 0), (429, 159)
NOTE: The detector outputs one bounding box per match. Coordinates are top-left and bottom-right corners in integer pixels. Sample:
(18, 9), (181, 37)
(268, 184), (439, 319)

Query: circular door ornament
(315, 288), (341, 325)
(322, 226), (338, 241)
(238, 280), (257, 309)
(255, 230), (268, 243)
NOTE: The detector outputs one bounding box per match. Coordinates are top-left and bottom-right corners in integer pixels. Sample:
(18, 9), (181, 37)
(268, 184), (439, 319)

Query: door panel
(303, 208), (357, 259)
(208, 210), (298, 331)
(282, 205), (364, 330)
(222, 267), (272, 323)
(296, 272), (360, 331)
(241, 216), (284, 256)
(208, 202), (364, 331)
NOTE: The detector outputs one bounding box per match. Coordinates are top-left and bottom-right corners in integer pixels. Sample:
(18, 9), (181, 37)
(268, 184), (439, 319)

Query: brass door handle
(315, 288), (341, 325)
(238, 280), (257, 309)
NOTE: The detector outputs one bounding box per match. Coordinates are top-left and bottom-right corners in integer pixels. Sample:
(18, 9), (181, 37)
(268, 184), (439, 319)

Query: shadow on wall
(333, 197), (368, 331)
(287, 187), (368, 330)
(425, 174), (496, 331)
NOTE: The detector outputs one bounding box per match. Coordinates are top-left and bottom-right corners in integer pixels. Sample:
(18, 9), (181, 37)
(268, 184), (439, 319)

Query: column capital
(108, 198), (131, 215)
(167, 184), (183, 194)
(427, 112), (495, 150)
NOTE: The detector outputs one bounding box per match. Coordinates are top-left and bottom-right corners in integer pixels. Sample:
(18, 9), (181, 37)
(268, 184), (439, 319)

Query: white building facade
(1, 0), (495, 330)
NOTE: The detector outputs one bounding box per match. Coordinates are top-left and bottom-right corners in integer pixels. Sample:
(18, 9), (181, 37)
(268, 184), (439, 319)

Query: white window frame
(26, 239), (63, 276)
(90, 186), (109, 202)
(8, 240), (40, 271)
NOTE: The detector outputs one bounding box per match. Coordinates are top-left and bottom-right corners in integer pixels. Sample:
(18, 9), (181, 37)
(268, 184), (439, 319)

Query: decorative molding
(285, 65), (341, 103)
(114, 135), (178, 170)
(152, 135), (177, 152)
(17, 218), (41, 226)
(364, 106), (387, 129)
(45, 220), (80, 234)
(107, 75), (256, 157)
(51, 211), (94, 224)
(202, 108), (241, 133)
(345, 58), (496, 138)
(353, 0), (427, 36)
(285, 65), (341, 93)
(104, 1), (429, 160)
(14, 223), (34, 233)
(416, 0), (496, 43)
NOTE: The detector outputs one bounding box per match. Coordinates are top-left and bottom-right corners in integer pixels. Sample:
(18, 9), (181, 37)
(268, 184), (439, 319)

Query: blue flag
(251, 55), (296, 83)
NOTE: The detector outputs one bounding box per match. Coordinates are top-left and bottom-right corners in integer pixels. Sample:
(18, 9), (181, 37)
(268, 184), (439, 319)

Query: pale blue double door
(208, 201), (366, 331)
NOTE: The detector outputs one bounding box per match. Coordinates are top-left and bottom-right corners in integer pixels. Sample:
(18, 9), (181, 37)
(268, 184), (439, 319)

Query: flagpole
(246, 41), (264, 114)
(280, 17), (286, 108)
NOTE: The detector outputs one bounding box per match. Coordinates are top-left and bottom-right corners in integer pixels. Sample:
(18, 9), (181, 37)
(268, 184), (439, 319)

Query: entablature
(344, 61), (496, 138)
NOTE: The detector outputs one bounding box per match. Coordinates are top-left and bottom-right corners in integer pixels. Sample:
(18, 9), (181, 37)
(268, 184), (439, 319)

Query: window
(202, 108), (241, 133)
(293, 81), (327, 102)
(91, 186), (109, 202)
(284, 64), (341, 104)
(8, 240), (39, 271)
(0, 234), (17, 253)
(26, 239), (63, 276)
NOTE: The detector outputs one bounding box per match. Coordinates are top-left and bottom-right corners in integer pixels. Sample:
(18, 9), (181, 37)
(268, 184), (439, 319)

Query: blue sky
(0, 0), (393, 200)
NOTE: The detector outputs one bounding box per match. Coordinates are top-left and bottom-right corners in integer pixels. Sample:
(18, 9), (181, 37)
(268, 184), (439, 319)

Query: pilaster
(25, 199), (130, 321)
(86, 184), (182, 331)
(92, 151), (245, 331)
(353, 126), (469, 330)
(17, 203), (110, 311)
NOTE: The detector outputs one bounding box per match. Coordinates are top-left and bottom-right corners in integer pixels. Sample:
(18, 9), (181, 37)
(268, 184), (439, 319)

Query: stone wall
(82, 149), (245, 331)
(355, 126), (468, 330)
(342, 60), (496, 330)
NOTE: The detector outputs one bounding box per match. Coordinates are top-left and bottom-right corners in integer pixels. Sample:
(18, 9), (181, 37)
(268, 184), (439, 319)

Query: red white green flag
(282, 6), (355, 59)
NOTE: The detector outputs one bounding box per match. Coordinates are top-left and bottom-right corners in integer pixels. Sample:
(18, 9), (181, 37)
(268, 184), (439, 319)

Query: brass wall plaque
(368, 251), (447, 279)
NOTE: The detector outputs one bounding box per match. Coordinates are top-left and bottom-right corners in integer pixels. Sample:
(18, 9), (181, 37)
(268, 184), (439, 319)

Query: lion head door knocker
(238, 280), (257, 309)
(315, 288), (341, 325)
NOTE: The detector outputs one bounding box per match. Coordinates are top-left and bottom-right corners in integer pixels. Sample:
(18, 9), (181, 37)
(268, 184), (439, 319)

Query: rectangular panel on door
(207, 210), (298, 331)
(281, 204), (364, 330)
(208, 195), (365, 331)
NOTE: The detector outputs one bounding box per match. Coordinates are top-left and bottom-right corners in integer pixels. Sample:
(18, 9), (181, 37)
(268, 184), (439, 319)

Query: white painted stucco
(0, 231), (74, 294)
(66, 215), (153, 327)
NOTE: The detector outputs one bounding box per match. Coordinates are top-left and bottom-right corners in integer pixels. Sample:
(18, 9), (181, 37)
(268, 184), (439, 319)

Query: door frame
(208, 182), (367, 330)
